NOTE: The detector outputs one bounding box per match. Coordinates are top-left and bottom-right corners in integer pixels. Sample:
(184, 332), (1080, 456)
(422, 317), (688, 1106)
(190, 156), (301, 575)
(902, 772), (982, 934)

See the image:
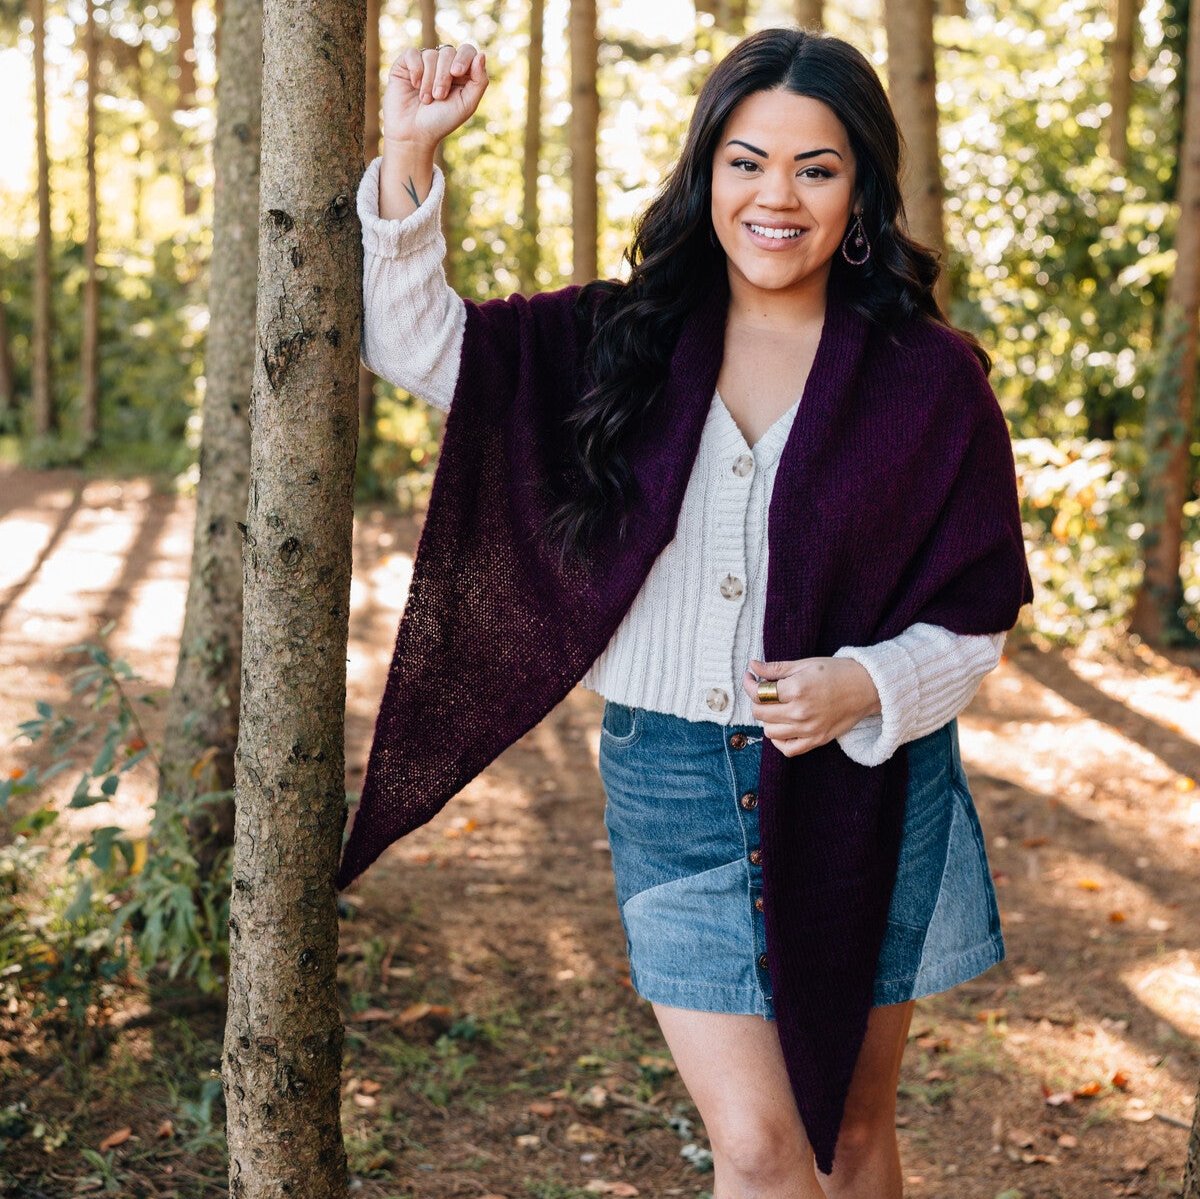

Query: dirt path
(0, 464), (1197, 1199)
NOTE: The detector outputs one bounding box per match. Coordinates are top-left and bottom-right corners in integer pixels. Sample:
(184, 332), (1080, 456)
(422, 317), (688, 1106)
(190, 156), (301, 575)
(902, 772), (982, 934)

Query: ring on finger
(756, 679), (779, 703)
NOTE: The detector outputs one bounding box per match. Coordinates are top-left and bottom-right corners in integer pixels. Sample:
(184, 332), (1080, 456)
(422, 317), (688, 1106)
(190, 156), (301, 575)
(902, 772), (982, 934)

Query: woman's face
(710, 88), (858, 303)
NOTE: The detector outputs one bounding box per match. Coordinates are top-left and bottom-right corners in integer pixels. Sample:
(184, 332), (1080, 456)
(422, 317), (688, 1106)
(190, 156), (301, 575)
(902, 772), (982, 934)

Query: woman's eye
(729, 159), (832, 179)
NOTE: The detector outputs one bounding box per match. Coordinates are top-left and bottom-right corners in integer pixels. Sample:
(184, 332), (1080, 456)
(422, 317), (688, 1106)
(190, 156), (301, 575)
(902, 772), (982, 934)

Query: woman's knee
(711, 1114), (814, 1188)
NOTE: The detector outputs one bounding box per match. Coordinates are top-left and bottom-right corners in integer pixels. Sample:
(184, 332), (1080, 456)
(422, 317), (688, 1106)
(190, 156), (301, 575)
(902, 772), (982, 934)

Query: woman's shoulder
(871, 311), (993, 397)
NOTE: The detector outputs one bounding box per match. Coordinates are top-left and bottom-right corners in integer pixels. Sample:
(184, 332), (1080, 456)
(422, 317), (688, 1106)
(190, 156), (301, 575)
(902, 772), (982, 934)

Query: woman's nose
(756, 168), (800, 208)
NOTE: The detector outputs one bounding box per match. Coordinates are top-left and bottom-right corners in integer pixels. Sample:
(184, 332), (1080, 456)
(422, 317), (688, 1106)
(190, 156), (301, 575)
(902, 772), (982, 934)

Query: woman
(342, 26), (1032, 1199)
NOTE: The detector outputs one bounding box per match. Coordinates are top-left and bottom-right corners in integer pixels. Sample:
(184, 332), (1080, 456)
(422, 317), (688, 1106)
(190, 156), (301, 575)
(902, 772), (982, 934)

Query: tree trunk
(884, 0), (949, 312)
(1186, 1073), (1200, 1196)
(794, 0), (823, 27)
(0, 264), (15, 423)
(219, 0), (363, 1190)
(32, 0), (56, 437)
(358, 0), (381, 458)
(82, 0), (100, 450)
(936, 0), (966, 15)
(1108, 0), (1141, 170)
(571, 0), (598, 284)
(158, 0), (262, 888)
(1128, 0), (1200, 644)
(520, 0), (544, 293)
(176, 0), (201, 216)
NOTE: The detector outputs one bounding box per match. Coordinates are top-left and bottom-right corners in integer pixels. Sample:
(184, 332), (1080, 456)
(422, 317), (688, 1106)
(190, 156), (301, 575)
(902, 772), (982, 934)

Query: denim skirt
(598, 701), (1005, 1016)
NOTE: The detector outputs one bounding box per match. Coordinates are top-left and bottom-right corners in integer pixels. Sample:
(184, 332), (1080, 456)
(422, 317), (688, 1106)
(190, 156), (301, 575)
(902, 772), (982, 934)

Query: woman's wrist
(379, 140), (438, 220)
(842, 658), (882, 722)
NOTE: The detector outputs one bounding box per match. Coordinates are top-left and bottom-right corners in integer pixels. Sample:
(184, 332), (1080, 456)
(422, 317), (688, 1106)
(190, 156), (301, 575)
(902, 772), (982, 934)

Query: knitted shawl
(336, 271), (1034, 1174)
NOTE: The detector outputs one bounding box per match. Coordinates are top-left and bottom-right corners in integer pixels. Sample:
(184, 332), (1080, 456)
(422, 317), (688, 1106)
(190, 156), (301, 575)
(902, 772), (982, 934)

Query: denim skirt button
(740, 790), (758, 810)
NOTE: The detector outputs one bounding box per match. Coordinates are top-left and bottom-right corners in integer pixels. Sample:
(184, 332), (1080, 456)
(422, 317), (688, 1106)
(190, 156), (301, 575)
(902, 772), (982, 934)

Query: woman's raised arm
(359, 44), (488, 411)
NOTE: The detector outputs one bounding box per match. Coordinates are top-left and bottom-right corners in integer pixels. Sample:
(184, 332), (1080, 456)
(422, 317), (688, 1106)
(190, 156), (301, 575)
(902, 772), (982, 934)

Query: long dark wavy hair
(543, 26), (989, 566)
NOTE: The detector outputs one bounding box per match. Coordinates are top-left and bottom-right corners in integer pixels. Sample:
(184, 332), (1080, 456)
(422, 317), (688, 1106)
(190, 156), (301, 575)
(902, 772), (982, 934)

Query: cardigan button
(754, 896), (764, 912)
(719, 573), (744, 600)
(748, 848), (762, 866)
(757, 952), (768, 969)
(729, 732), (748, 749)
(740, 790), (758, 810)
(732, 453), (754, 477)
(705, 687), (730, 712)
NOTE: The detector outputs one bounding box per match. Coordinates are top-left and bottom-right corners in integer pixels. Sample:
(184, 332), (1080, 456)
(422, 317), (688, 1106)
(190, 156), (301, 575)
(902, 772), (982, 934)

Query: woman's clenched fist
(383, 43), (489, 151)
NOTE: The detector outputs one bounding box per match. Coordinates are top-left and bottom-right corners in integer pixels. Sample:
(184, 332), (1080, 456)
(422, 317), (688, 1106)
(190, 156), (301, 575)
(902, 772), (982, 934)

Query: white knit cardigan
(358, 158), (1006, 767)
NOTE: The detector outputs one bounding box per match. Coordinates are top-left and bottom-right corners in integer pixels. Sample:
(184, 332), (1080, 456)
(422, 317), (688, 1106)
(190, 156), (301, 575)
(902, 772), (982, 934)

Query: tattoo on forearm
(402, 175), (421, 207)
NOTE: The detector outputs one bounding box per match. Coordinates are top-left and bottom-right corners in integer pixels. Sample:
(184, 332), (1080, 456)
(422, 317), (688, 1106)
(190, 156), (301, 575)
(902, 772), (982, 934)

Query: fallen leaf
(350, 1007), (394, 1023)
(528, 1101), (556, 1118)
(515, 1134), (541, 1149)
(1020, 836), (1049, 848)
(1020, 1152), (1058, 1164)
(579, 1084), (609, 1110)
(1043, 1090), (1074, 1107)
(1077, 878), (1103, 891)
(1073, 1081), (1103, 1098)
(155, 1120), (174, 1140)
(1109, 911), (1126, 923)
(566, 1122), (613, 1145)
(1122, 1157), (1148, 1172)
(397, 1002), (452, 1025)
(1177, 777), (1196, 792)
(585, 1183), (639, 1197)
(1111, 1070), (1130, 1090)
(98, 1127), (132, 1152)
(1056, 1134), (1078, 1148)
(1005, 1128), (1036, 1148)
(975, 1008), (1008, 1023)
(359, 1079), (383, 1095)
(352, 1093), (377, 1109)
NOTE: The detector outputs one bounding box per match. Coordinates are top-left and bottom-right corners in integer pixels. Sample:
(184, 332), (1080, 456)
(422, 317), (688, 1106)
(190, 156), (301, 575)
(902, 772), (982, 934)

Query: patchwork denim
(598, 702), (1004, 1016)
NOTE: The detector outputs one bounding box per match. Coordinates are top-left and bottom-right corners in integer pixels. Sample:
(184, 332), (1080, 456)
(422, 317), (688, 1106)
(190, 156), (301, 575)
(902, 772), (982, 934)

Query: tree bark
(358, 0), (381, 457)
(936, 0), (966, 15)
(0, 281), (14, 422)
(1128, 0), (1200, 644)
(520, 0), (545, 293)
(176, 0), (201, 216)
(571, 0), (598, 285)
(1108, 0), (1141, 170)
(219, 0), (363, 1189)
(82, 0), (100, 449)
(32, 0), (56, 437)
(158, 0), (261, 887)
(884, 0), (949, 312)
(794, 0), (823, 27)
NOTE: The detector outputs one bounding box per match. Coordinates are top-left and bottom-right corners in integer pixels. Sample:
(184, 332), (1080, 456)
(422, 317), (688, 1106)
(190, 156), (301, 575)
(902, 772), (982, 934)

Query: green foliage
(1015, 435), (1200, 639)
(1, 624), (231, 1035)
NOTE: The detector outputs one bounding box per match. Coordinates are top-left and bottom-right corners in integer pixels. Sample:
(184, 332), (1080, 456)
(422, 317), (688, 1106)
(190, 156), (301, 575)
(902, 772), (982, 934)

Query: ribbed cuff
(833, 639), (919, 766)
(357, 156), (446, 260)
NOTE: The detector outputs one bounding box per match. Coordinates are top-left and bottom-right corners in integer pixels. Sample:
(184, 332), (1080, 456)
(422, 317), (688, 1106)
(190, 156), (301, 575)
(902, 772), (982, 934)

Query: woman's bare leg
(817, 999), (916, 1199)
(651, 1002), (826, 1199)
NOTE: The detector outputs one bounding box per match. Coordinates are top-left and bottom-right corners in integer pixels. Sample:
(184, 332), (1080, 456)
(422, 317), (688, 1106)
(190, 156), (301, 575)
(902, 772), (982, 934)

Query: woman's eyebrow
(725, 138), (843, 161)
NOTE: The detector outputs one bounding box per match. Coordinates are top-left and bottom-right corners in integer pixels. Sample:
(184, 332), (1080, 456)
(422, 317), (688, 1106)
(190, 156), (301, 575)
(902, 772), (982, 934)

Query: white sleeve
(358, 156), (466, 412)
(832, 623), (1007, 767)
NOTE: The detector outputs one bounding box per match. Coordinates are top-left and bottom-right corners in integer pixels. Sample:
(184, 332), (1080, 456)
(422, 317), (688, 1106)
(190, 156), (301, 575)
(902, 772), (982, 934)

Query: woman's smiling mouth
(744, 221), (809, 247)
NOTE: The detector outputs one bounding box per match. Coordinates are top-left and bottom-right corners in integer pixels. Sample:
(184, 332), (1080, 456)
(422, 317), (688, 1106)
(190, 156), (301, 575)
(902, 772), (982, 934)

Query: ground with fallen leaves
(0, 466), (1198, 1199)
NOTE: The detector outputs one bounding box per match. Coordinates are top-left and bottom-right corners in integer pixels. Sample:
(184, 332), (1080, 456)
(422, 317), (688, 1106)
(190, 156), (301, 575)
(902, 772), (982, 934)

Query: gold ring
(756, 679), (779, 703)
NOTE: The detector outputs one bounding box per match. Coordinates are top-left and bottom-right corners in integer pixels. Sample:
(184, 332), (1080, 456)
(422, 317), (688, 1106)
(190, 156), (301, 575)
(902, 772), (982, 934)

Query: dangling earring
(841, 212), (870, 265)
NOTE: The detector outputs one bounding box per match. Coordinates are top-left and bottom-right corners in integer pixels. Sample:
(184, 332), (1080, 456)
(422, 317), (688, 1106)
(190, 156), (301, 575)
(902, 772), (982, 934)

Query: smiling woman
(346, 24), (1031, 1199)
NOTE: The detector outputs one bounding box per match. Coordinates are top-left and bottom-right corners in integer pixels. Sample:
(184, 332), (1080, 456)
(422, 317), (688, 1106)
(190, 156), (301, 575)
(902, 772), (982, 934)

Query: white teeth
(748, 224), (804, 240)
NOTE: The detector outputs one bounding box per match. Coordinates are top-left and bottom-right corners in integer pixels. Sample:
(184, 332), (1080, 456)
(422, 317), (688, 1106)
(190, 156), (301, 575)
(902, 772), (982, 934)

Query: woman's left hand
(741, 657), (880, 758)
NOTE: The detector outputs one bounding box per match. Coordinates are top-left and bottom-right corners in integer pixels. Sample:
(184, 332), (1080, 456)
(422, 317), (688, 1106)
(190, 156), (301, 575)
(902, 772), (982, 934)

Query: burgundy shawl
(336, 271), (1034, 1174)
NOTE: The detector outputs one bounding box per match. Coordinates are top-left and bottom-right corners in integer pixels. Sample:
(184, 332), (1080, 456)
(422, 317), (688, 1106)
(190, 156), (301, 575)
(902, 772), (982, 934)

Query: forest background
(3, 0), (1198, 645)
(2, 0), (1200, 1196)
